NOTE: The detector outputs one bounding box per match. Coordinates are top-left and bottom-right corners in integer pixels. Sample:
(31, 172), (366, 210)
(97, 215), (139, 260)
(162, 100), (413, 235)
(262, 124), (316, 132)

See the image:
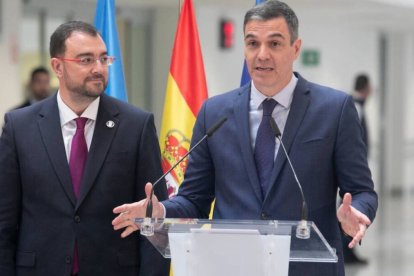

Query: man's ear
(50, 58), (63, 78)
(293, 38), (302, 59)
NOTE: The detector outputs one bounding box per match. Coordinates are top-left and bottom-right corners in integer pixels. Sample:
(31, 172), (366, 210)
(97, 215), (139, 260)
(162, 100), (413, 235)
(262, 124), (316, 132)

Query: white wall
(385, 32), (414, 195)
(151, 7), (177, 129)
(403, 33), (414, 195)
(0, 0), (22, 118)
(196, 4), (250, 96)
(375, 0), (414, 8)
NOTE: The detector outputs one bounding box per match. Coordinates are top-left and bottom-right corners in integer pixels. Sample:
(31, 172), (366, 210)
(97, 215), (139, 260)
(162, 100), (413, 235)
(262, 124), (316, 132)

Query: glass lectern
(135, 218), (337, 276)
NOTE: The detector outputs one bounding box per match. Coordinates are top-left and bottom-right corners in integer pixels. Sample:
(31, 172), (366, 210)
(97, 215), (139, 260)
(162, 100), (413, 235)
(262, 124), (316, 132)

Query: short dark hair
(49, 21), (99, 58)
(354, 74), (370, 91)
(244, 0), (299, 45)
(30, 66), (49, 82)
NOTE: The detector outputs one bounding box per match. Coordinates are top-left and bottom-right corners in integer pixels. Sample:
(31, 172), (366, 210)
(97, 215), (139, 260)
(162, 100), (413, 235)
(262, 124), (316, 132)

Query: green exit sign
(301, 49), (320, 67)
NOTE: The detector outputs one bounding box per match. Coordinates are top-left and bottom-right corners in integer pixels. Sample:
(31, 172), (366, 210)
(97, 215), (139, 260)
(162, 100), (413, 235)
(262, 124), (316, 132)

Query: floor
(345, 192), (414, 276)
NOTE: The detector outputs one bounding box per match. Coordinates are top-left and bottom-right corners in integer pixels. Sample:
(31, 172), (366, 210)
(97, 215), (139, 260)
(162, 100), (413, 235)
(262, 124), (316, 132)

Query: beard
(64, 70), (107, 100)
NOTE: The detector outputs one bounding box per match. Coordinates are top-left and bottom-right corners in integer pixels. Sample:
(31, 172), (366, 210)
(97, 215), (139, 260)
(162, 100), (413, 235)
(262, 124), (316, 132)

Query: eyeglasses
(55, 56), (115, 66)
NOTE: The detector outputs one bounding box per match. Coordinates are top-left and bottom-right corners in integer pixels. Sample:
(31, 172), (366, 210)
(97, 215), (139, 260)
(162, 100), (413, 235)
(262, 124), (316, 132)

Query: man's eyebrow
(244, 34), (257, 40)
(244, 33), (285, 40)
(268, 33), (284, 39)
(74, 51), (108, 58)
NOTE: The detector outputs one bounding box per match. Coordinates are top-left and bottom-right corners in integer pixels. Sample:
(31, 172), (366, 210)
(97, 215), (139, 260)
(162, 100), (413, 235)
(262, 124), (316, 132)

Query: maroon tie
(69, 117), (88, 198)
(69, 117), (88, 274)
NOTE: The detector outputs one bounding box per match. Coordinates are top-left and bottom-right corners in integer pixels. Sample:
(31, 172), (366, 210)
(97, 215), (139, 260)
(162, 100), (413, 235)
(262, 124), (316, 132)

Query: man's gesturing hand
(337, 193), (371, 248)
(112, 183), (164, 238)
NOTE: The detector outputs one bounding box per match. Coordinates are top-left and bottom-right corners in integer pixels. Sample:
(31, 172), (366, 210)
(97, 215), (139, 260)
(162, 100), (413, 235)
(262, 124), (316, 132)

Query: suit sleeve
(335, 95), (378, 221)
(135, 113), (170, 276)
(0, 114), (21, 276)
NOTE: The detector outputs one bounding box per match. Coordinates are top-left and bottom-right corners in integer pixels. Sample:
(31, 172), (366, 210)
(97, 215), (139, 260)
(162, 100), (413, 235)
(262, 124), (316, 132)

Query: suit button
(261, 212), (268, 219)
(65, 256), (71, 264)
(74, 215), (81, 223)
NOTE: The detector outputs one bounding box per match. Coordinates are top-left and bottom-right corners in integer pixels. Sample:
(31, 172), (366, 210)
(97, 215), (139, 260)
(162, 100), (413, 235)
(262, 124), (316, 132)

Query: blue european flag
(94, 0), (128, 102)
(240, 0), (266, 87)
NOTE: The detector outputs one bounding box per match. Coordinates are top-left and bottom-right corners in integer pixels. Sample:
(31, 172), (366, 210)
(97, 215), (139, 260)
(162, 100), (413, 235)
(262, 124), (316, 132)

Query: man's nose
(91, 59), (107, 73)
(257, 45), (270, 60)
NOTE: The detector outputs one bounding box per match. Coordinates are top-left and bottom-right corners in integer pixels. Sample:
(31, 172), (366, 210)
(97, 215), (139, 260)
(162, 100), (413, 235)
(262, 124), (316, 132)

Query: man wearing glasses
(0, 21), (169, 276)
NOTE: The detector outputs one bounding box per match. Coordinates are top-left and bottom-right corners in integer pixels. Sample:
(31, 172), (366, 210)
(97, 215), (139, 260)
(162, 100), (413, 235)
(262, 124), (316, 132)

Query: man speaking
(113, 1), (378, 275)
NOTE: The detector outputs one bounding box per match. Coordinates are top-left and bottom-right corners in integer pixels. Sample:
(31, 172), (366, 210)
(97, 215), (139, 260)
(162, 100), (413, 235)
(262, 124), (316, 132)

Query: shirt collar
(251, 74), (298, 110)
(57, 91), (100, 127)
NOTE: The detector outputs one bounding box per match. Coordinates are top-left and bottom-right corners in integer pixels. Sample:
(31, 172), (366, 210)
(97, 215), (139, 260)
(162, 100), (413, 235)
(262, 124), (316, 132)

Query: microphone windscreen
(269, 117), (282, 137)
(206, 117), (227, 137)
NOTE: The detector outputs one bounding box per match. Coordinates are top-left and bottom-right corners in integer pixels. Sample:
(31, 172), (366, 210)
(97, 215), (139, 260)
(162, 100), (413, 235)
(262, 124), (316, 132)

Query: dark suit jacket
(353, 99), (369, 152)
(163, 74), (378, 276)
(0, 94), (170, 276)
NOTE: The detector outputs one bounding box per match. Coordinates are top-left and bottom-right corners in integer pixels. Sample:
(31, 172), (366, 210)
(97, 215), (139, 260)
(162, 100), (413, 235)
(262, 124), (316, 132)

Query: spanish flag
(160, 0), (208, 197)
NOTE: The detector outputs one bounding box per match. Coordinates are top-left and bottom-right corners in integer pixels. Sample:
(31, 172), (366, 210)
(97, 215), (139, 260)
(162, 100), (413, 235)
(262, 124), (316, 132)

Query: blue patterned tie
(254, 98), (277, 198)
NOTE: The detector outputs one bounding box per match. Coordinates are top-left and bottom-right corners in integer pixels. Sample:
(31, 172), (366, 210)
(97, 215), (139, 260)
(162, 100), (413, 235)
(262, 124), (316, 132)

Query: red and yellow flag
(160, 0), (208, 198)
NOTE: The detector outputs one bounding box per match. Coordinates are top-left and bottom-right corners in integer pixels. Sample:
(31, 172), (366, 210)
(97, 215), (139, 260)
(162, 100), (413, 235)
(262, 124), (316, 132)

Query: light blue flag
(94, 0), (128, 102)
(240, 0), (266, 87)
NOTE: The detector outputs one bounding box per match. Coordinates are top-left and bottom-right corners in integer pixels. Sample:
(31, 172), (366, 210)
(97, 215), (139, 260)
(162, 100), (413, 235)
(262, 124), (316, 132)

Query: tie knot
(74, 117), (88, 130)
(262, 98), (277, 116)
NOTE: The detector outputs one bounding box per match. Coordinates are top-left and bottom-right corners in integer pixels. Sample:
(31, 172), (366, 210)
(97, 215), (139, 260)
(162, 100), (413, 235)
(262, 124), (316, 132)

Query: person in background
(0, 21), (169, 276)
(112, 1), (378, 275)
(342, 73), (372, 265)
(352, 74), (371, 152)
(14, 66), (51, 109)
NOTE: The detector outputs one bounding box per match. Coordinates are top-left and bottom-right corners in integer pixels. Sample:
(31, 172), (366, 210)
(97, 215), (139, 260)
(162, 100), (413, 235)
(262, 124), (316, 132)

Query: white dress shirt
(57, 91), (100, 161)
(249, 74), (298, 158)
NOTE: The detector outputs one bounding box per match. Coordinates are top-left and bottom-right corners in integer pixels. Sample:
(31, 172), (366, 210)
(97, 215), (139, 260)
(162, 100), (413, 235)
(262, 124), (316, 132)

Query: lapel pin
(106, 120), (115, 128)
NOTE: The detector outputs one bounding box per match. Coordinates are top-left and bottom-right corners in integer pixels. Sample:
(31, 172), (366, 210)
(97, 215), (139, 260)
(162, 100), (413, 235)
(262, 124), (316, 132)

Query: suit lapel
(37, 95), (77, 206)
(76, 95), (119, 209)
(233, 85), (263, 202)
(264, 75), (310, 203)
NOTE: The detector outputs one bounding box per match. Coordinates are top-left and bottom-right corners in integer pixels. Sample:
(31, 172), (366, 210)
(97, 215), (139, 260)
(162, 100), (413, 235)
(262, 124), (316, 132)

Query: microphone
(141, 117), (227, 236)
(269, 117), (310, 239)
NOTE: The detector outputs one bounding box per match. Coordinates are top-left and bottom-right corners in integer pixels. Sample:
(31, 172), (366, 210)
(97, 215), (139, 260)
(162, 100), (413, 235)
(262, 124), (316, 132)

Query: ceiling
(21, 0), (414, 31)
